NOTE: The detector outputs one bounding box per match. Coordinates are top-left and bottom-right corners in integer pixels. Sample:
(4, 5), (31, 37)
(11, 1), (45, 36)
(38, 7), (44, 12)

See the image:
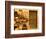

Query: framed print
(5, 1), (45, 38)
